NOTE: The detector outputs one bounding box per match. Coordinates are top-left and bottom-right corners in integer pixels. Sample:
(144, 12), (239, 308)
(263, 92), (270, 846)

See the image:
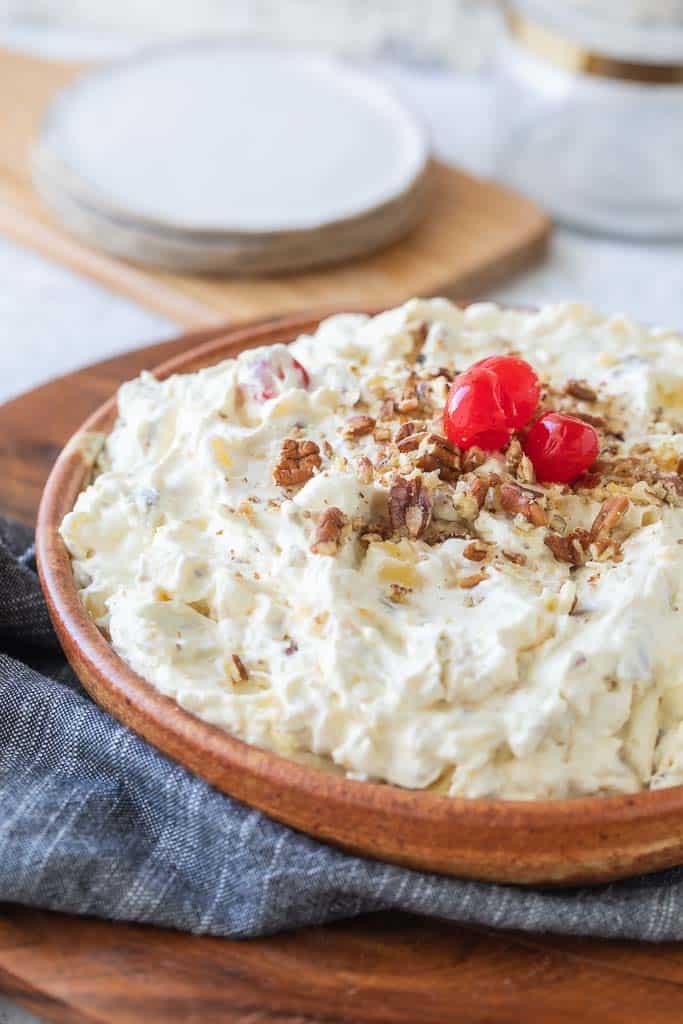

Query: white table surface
(2, 24), (683, 1024)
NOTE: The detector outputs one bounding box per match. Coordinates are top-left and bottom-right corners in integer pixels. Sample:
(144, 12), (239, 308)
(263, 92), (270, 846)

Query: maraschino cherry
(472, 356), (540, 429)
(443, 355), (540, 451)
(251, 355), (309, 401)
(524, 412), (599, 484)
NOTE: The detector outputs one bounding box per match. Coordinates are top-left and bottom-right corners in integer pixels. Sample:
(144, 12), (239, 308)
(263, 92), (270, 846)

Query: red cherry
(444, 366), (510, 451)
(473, 356), (540, 429)
(251, 355), (309, 400)
(524, 412), (599, 483)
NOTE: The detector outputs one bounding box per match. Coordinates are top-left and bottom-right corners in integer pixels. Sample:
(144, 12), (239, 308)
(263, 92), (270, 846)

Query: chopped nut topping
(462, 447), (488, 473)
(396, 429), (427, 453)
(397, 375), (420, 414)
(503, 549), (527, 566)
(273, 438), (322, 487)
(566, 379), (598, 402)
(468, 475), (489, 511)
(389, 475), (432, 539)
(544, 530), (589, 566)
(232, 653), (249, 682)
(388, 583), (411, 603)
(311, 506), (348, 555)
(463, 541), (489, 562)
(379, 397), (396, 420)
(590, 495), (629, 540)
(499, 482), (548, 527)
(322, 440), (334, 459)
(415, 434), (461, 484)
(342, 414), (376, 439)
(396, 420), (424, 444)
(459, 571), (489, 589)
(505, 437), (523, 474)
(373, 424), (392, 442)
(574, 411), (607, 430)
(356, 455), (374, 484)
(517, 454), (536, 484)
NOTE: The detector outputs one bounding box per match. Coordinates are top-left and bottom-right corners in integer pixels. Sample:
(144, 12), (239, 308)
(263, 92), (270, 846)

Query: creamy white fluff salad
(61, 299), (683, 800)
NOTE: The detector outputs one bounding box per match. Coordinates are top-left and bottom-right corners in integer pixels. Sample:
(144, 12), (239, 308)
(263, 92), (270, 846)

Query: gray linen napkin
(2, 515), (682, 941)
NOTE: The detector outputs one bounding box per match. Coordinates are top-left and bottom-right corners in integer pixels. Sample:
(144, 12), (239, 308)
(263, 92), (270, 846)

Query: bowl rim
(35, 307), (683, 839)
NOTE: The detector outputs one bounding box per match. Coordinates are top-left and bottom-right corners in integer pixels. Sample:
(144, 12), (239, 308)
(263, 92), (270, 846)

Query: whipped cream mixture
(61, 300), (683, 799)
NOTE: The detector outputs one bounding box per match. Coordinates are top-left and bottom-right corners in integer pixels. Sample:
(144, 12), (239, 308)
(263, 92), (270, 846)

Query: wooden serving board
(3, 328), (683, 1023)
(0, 47), (551, 327)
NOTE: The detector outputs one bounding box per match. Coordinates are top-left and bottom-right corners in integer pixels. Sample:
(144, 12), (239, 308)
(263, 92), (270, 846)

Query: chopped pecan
(379, 397), (396, 420)
(590, 494), (629, 540)
(499, 482), (548, 527)
(310, 506), (348, 555)
(273, 438), (321, 487)
(566, 379), (598, 402)
(396, 422), (427, 452)
(360, 521), (391, 544)
(517, 454), (536, 484)
(468, 475), (489, 511)
(415, 434), (461, 484)
(544, 530), (588, 566)
(397, 375), (420, 414)
(388, 475), (432, 540)
(373, 424), (392, 442)
(574, 411), (607, 429)
(232, 653), (249, 682)
(356, 455), (374, 484)
(322, 439), (334, 459)
(342, 414), (375, 439)
(396, 420), (424, 444)
(459, 571), (489, 589)
(463, 541), (489, 562)
(503, 549), (527, 566)
(505, 437), (523, 474)
(462, 447), (488, 473)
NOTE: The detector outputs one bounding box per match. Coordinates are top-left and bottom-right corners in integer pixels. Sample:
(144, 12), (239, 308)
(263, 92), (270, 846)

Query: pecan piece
(310, 506), (348, 555)
(232, 653), (249, 682)
(459, 571), (489, 589)
(544, 531), (587, 566)
(396, 422), (427, 452)
(566, 379), (598, 402)
(590, 495), (629, 540)
(463, 541), (489, 562)
(356, 455), (374, 484)
(397, 375), (420, 414)
(415, 434), (461, 484)
(503, 549), (527, 566)
(273, 438), (322, 487)
(388, 476), (432, 540)
(574, 411), (607, 429)
(499, 482), (548, 527)
(462, 447), (488, 473)
(379, 397), (396, 420)
(342, 414), (375, 439)
(468, 475), (489, 511)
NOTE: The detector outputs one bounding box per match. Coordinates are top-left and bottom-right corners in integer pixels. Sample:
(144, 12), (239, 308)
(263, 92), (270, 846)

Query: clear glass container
(495, 0), (683, 238)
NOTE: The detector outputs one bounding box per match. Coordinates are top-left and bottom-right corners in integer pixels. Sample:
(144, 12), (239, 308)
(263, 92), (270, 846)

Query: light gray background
(2, 13), (683, 1022)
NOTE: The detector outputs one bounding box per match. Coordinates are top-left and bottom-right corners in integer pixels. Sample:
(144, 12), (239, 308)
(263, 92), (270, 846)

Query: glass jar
(495, 0), (683, 238)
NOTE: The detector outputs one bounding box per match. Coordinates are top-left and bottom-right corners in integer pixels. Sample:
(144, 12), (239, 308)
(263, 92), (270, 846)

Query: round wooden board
(3, 325), (683, 1024)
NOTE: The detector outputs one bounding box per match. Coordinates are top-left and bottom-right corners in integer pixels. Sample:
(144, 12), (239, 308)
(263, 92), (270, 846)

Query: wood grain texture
(33, 313), (683, 888)
(3, 325), (683, 1023)
(0, 47), (551, 327)
(4, 906), (683, 1024)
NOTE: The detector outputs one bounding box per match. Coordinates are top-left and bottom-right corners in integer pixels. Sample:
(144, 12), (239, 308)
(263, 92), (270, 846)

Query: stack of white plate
(34, 42), (432, 275)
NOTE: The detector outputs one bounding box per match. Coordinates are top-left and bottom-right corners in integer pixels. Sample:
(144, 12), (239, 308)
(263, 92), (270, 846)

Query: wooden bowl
(36, 311), (683, 886)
